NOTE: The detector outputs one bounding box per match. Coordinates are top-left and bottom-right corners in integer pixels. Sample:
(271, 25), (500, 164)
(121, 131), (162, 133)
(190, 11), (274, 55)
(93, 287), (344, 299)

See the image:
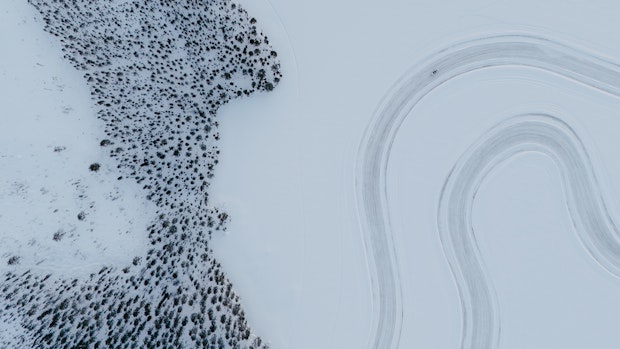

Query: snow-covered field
(213, 1), (620, 349)
(3, 0), (620, 348)
(0, 0), (156, 276)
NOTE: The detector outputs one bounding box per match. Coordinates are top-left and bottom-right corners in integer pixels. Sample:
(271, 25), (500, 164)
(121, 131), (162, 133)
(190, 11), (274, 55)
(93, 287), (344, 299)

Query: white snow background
(213, 0), (620, 348)
(3, 0), (620, 348)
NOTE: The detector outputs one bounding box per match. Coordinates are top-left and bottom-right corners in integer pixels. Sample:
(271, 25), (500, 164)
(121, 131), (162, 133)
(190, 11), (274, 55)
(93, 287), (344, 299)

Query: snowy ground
(0, 0), (155, 278)
(4, 0), (620, 348)
(212, 1), (620, 349)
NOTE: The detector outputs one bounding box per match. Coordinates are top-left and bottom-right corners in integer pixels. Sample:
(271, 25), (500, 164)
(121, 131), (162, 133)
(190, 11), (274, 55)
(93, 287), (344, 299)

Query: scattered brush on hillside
(1, 1), (281, 348)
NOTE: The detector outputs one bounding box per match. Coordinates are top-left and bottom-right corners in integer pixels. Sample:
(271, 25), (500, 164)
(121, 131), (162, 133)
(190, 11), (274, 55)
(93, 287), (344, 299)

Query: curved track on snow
(355, 34), (620, 349)
(438, 114), (620, 349)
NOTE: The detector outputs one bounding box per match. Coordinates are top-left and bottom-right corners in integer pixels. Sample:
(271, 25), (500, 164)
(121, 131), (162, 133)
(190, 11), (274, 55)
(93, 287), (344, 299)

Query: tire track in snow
(355, 34), (620, 349)
(439, 114), (620, 349)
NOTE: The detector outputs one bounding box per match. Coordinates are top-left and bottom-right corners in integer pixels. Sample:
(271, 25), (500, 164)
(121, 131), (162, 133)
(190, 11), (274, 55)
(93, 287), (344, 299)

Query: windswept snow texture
(1, 0), (281, 348)
(356, 35), (620, 349)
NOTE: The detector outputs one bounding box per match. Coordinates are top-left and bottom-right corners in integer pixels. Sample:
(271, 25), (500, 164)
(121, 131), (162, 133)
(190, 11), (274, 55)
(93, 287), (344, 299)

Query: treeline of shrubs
(0, 0), (281, 347)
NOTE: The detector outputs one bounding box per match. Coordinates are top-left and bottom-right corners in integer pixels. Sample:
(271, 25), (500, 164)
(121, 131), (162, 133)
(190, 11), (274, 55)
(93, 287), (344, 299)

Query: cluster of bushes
(1, 0), (281, 347)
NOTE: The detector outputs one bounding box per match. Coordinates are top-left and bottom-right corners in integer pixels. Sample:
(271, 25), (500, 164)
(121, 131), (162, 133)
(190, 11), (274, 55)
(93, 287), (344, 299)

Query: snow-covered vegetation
(1, 0), (280, 347)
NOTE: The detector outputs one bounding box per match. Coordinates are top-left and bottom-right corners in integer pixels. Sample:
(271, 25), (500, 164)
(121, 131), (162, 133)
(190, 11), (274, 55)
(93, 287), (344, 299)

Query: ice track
(356, 35), (620, 349)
